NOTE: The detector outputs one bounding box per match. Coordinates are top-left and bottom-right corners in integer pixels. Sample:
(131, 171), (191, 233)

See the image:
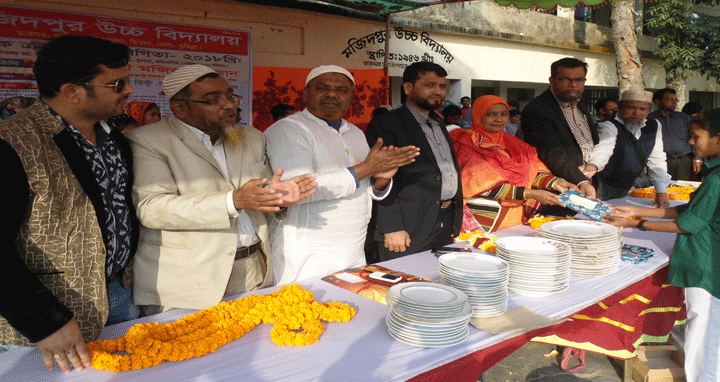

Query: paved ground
(479, 325), (685, 382)
(480, 342), (625, 382)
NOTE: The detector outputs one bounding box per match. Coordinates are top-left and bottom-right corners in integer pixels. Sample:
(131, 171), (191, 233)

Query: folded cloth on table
(470, 307), (565, 334)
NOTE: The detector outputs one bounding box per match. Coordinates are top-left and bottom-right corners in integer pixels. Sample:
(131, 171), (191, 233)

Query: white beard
(625, 121), (644, 135)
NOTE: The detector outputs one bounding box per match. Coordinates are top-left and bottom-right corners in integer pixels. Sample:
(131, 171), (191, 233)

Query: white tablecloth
(0, 197), (682, 382)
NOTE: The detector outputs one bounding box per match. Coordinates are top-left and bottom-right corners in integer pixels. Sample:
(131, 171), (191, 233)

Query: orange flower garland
(631, 186), (694, 200)
(527, 214), (573, 229)
(457, 230), (498, 253)
(87, 284), (356, 372)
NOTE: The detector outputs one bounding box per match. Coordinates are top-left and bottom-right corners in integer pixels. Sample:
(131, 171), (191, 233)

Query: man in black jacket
(366, 62), (462, 261)
(522, 57), (598, 199)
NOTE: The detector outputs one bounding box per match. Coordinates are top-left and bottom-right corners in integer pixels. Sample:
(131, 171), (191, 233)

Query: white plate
(387, 314), (468, 336)
(438, 264), (509, 278)
(388, 324), (470, 348)
(439, 274), (509, 286)
(509, 283), (570, 297)
(390, 301), (473, 325)
(388, 282), (468, 308)
(495, 236), (572, 255)
(540, 220), (619, 238)
(438, 253), (509, 274)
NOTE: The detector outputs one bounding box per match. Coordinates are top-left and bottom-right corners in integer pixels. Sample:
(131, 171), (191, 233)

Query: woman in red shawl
(125, 101), (162, 131)
(449, 95), (576, 232)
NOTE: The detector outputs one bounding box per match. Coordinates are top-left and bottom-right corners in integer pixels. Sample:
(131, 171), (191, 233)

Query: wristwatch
(637, 220), (648, 231)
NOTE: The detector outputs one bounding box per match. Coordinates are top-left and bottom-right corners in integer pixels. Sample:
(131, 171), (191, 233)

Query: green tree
(646, 0), (720, 107)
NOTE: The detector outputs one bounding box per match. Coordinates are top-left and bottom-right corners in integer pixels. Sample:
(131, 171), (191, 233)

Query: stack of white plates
(386, 282), (471, 347)
(438, 253), (509, 317)
(494, 236), (572, 297)
(536, 220), (622, 276)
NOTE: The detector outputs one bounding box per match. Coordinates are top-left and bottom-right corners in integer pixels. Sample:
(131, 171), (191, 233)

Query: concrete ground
(480, 342), (624, 382)
(479, 325), (685, 382)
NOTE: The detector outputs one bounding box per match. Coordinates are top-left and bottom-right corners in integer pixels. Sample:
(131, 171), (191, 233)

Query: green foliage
(646, 0), (720, 82)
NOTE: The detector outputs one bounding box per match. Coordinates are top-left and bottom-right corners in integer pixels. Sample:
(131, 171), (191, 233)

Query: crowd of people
(0, 34), (718, 382)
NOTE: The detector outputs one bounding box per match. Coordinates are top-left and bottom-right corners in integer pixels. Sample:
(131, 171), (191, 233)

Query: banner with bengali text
(0, 5), (252, 124)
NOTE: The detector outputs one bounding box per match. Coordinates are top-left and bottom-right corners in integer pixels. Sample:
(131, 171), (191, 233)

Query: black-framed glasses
(554, 77), (586, 85)
(84, 77), (129, 93)
(174, 95), (240, 107)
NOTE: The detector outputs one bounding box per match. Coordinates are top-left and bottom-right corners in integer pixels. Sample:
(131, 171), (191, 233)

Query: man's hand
(578, 182), (597, 199)
(654, 193), (670, 208)
(232, 178), (283, 212)
(579, 164), (598, 179)
(553, 179), (579, 193)
(268, 168), (317, 207)
(354, 138), (419, 180)
(37, 318), (91, 373)
(371, 145), (403, 180)
(384, 230), (411, 253)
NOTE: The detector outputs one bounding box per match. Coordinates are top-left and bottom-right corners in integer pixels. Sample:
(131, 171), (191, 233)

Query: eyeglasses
(174, 95), (240, 107)
(554, 77), (587, 85)
(84, 77), (129, 93)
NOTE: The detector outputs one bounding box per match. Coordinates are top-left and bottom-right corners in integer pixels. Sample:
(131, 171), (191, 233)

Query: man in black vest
(582, 90), (671, 207)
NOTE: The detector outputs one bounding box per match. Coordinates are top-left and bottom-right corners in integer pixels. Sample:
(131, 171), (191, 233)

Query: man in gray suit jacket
(126, 65), (315, 315)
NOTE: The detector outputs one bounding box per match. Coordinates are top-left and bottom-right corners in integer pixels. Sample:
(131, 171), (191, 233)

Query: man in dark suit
(0, 35), (138, 373)
(521, 57), (598, 199)
(366, 62), (462, 261)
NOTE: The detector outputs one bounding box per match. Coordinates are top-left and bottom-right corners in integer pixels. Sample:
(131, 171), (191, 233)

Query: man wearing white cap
(583, 89), (671, 206)
(264, 65), (419, 285)
(126, 64), (316, 314)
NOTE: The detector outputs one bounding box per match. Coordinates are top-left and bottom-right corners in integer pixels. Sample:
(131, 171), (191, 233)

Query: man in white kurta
(265, 65), (420, 285)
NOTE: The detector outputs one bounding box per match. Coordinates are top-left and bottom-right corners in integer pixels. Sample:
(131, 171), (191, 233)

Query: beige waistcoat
(0, 102), (108, 345)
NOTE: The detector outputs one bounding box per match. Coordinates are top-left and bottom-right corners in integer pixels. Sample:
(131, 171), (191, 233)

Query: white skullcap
(305, 65), (355, 86)
(620, 89), (653, 104)
(163, 64), (217, 101)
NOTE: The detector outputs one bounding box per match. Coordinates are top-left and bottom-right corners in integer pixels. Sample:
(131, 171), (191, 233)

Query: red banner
(0, 5), (252, 123)
(0, 6), (247, 55)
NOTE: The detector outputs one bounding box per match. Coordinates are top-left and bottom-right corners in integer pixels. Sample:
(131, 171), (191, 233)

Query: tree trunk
(667, 73), (688, 111)
(611, 0), (644, 93)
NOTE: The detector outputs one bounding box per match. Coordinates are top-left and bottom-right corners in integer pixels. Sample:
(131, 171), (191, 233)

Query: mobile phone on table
(368, 271), (402, 283)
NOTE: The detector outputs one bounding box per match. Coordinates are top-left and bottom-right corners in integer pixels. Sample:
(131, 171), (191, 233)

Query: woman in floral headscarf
(125, 101), (162, 130)
(449, 95), (577, 232)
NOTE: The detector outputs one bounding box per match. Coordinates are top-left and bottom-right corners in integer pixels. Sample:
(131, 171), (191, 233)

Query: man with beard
(583, 90), (671, 206)
(522, 57), (598, 199)
(365, 62), (463, 261)
(125, 65), (316, 314)
(0, 35), (137, 373)
(265, 65), (419, 284)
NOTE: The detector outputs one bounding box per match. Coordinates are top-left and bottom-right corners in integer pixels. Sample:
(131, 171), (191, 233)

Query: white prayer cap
(620, 89), (653, 104)
(305, 65), (355, 86)
(163, 64), (217, 101)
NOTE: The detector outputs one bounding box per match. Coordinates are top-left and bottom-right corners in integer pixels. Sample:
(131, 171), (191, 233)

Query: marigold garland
(456, 230), (498, 253)
(87, 284), (355, 372)
(527, 214), (573, 229)
(631, 186), (694, 200)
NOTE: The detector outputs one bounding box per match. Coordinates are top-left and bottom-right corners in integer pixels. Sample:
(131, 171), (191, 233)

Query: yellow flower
(631, 187), (693, 200)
